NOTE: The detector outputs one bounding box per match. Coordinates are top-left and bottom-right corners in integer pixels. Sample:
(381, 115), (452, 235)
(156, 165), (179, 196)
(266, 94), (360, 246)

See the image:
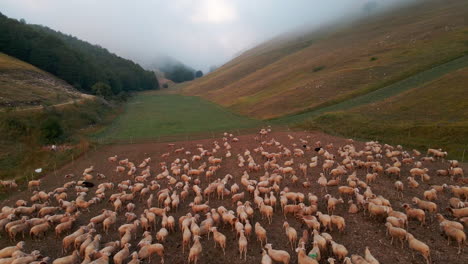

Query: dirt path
(0, 94), (96, 112)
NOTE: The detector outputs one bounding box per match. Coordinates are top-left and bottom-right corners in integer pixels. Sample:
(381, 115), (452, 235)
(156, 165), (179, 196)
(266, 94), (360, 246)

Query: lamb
(264, 244), (290, 264)
(384, 222), (407, 248)
(406, 233), (431, 264)
(138, 243), (164, 264)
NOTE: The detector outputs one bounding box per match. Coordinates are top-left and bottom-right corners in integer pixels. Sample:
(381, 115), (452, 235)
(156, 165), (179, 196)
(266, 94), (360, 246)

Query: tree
(195, 70), (203, 78)
(91, 82), (113, 98)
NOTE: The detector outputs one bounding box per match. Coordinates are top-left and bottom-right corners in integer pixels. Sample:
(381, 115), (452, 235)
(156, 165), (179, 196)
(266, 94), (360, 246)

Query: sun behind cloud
(190, 0), (237, 24)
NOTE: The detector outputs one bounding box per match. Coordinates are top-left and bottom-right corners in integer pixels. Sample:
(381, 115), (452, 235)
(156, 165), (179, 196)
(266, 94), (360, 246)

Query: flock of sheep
(0, 128), (467, 264)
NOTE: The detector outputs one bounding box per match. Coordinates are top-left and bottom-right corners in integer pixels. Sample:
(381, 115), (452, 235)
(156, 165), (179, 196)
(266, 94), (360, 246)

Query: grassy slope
(95, 91), (261, 142)
(0, 53), (82, 108)
(273, 55), (468, 124)
(182, 0), (468, 119)
(300, 66), (468, 159)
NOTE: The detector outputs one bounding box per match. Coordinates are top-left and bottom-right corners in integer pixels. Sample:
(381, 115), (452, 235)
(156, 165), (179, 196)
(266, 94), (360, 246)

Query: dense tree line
(0, 13), (159, 94)
(161, 63), (195, 83)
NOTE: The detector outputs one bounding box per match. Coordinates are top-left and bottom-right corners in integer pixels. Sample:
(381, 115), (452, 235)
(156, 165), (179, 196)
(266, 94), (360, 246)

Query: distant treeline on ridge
(0, 12), (159, 95)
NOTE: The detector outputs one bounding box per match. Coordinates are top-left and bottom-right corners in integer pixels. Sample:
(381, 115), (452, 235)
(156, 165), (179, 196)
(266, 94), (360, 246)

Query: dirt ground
(1, 130), (467, 264)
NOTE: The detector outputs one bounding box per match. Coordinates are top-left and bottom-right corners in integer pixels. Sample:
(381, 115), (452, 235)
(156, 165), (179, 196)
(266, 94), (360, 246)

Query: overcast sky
(1, 0), (410, 72)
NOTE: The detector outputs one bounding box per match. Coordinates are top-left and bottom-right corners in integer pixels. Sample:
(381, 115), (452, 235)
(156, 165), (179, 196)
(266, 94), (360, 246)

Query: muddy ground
(0, 131), (467, 264)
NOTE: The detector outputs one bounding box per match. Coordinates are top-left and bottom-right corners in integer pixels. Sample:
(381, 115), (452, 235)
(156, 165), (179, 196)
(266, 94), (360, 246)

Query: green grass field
(95, 92), (261, 142)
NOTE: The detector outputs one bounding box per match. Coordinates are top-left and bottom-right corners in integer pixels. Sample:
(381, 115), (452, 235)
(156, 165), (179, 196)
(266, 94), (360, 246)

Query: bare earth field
(1, 131), (467, 264)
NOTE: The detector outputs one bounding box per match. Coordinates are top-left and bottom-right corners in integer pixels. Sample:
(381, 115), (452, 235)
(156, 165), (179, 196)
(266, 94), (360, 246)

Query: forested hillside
(0, 12), (159, 95)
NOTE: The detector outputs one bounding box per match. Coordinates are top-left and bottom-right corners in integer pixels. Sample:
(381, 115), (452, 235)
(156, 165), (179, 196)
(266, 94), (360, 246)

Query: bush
(40, 117), (64, 144)
(162, 83), (169, 88)
(91, 82), (113, 99)
(313, 66), (325, 72)
(370, 57), (378, 61)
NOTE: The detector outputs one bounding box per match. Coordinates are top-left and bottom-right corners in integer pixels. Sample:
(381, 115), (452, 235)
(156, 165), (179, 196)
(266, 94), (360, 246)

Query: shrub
(313, 66), (325, 72)
(370, 57), (378, 61)
(40, 117), (64, 144)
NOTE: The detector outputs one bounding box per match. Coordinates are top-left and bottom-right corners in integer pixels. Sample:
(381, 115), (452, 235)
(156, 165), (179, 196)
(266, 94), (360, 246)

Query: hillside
(0, 12), (159, 95)
(0, 52), (83, 108)
(182, 0), (468, 119)
(302, 64), (468, 159)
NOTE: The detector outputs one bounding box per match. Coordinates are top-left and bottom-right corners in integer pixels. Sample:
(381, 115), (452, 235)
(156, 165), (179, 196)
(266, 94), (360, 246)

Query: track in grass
(96, 93), (261, 142)
(273, 55), (468, 124)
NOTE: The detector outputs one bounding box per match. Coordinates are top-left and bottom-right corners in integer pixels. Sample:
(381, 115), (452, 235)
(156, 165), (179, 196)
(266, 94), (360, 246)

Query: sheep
(295, 242), (319, 264)
(423, 189), (438, 201)
(384, 222), (407, 248)
(264, 243), (290, 264)
(28, 180), (41, 191)
(138, 243), (164, 264)
(324, 195), (344, 215)
(403, 204), (425, 226)
(261, 249), (273, 264)
(443, 226), (466, 254)
(330, 215), (346, 232)
(449, 197), (465, 209)
(412, 197), (437, 215)
(52, 250), (79, 264)
(238, 230), (248, 261)
(364, 247), (379, 264)
(316, 212), (332, 231)
(0, 241), (25, 258)
(283, 221), (297, 250)
(406, 233), (431, 264)
(330, 241), (348, 261)
(11, 251), (41, 264)
(103, 212), (117, 234)
(188, 235), (202, 264)
(156, 228), (169, 242)
(394, 181), (404, 199)
(9, 222), (29, 241)
(367, 203), (391, 220)
(210, 227), (226, 255)
(113, 244), (130, 264)
(407, 177), (419, 189)
(255, 222), (268, 247)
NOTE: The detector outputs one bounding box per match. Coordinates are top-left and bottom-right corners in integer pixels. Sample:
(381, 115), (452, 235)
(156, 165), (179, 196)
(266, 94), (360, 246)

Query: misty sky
(1, 0), (408, 72)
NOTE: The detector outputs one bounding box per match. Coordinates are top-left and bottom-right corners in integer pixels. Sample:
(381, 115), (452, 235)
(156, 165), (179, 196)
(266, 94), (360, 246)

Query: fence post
(462, 148), (466, 163)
